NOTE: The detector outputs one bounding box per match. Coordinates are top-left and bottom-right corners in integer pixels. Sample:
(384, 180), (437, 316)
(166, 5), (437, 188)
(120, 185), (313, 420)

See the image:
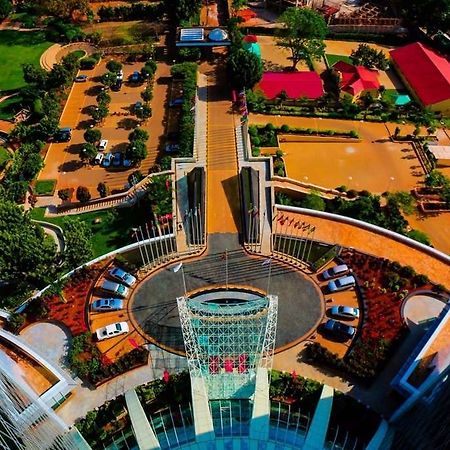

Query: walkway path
(206, 60), (241, 235)
(40, 42), (97, 71)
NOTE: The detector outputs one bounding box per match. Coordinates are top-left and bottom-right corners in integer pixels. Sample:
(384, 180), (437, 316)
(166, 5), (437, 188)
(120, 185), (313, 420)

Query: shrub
(275, 149), (283, 158)
(280, 124), (290, 133)
(252, 147), (261, 157)
(248, 125), (258, 137)
(76, 186), (91, 203)
(249, 135), (260, 146)
(399, 265), (416, 278)
(347, 189), (359, 199)
(336, 185), (348, 192)
(97, 182), (108, 198)
(106, 60), (122, 73)
(58, 188), (71, 201)
(349, 130), (359, 138)
(265, 123), (275, 131)
(7, 313), (25, 334)
(414, 274), (429, 286)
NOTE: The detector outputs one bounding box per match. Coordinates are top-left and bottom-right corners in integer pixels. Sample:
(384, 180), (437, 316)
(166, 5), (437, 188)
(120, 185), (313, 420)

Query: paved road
(131, 235), (323, 351)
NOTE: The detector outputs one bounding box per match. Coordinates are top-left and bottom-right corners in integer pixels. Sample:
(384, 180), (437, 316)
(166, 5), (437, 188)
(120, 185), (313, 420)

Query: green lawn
(0, 30), (53, 91)
(29, 202), (153, 257)
(0, 146), (10, 169)
(34, 179), (56, 195)
(325, 54), (353, 68)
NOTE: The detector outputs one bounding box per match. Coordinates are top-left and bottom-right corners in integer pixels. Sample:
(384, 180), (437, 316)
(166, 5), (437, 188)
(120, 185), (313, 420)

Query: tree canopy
(227, 48), (263, 90)
(350, 44), (388, 70)
(0, 200), (57, 305)
(127, 140), (147, 164)
(62, 217), (93, 270)
(0, 0), (12, 20)
(276, 7), (327, 69)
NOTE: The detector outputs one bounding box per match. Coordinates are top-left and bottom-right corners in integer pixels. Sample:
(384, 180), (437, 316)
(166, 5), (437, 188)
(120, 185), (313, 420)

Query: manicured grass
(0, 93), (24, 120)
(0, 146), (10, 169)
(82, 20), (156, 45)
(69, 50), (86, 60)
(325, 54), (352, 67)
(30, 203), (153, 257)
(0, 30), (53, 91)
(34, 179), (56, 196)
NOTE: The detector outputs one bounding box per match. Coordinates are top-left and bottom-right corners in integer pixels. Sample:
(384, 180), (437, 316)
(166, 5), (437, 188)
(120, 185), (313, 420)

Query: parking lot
(39, 58), (172, 199)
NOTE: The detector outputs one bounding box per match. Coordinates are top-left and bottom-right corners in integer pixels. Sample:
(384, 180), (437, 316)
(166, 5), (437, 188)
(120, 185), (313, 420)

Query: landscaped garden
(0, 145), (10, 169)
(0, 30), (52, 91)
(306, 250), (447, 380)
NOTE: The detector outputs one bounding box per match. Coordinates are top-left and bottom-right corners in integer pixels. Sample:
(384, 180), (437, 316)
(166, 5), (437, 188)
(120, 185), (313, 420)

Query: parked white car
(95, 322), (129, 341)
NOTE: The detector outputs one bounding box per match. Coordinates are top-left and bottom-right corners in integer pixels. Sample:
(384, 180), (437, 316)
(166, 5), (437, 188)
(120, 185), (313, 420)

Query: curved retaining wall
(276, 205), (450, 286)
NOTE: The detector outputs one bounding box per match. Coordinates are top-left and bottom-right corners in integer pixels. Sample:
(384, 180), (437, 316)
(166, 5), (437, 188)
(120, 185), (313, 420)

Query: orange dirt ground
(39, 57), (170, 199)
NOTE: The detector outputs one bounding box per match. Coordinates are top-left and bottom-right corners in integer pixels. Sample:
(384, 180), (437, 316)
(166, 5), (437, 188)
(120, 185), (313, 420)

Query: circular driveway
(130, 250), (323, 352)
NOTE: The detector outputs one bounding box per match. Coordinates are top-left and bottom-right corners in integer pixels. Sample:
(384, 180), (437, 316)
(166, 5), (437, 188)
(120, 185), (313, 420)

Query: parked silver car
(109, 267), (137, 287)
(91, 298), (124, 312)
(328, 305), (360, 320)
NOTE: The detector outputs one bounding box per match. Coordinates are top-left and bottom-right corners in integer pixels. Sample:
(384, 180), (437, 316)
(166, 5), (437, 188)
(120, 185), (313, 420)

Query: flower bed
(19, 265), (104, 336)
(68, 333), (149, 386)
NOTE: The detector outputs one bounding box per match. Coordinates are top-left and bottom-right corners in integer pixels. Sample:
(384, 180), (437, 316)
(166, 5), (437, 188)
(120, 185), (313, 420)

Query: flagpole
(259, 210), (266, 253)
(145, 223), (155, 268)
(267, 258), (272, 294)
(301, 225), (311, 261)
(247, 206), (253, 248)
(225, 248), (228, 290)
(162, 216), (170, 261)
(306, 227), (316, 264)
(181, 264), (187, 296)
(296, 223), (306, 261)
(272, 212), (279, 255)
(133, 228), (145, 267)
(152, 222), (161, 265)
(184, 210), (192, 252)
(253, 209), (259, 253)
(139, 226), (150, 267)
(195, 204), (202, 250)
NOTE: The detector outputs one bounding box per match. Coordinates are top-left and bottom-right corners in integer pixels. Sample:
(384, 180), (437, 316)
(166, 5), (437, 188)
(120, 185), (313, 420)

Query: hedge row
(171, 63), (198, 157)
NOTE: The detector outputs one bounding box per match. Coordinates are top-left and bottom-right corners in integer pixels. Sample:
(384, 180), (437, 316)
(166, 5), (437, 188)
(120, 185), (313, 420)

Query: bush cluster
(171, 63), (198, 157)
(98, 2), (164, 22)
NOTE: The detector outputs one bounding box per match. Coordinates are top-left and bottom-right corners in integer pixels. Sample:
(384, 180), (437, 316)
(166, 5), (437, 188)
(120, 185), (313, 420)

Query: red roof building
(333, 61), (380, 98)
(256, 71), (324, 100)
(390, 42), (450, 114)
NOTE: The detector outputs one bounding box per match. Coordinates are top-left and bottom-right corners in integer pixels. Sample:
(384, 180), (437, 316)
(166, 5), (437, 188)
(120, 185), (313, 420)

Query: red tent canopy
(243, 34), (258, 43)
(236, 9), (257, 22)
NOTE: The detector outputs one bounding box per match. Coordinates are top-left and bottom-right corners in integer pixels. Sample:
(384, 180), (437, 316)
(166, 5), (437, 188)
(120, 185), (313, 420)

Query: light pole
(387, 176), (395, 193)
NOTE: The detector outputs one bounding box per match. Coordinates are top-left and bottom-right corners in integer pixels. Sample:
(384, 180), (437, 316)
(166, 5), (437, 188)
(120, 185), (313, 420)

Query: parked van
(328, 275), (356, 293)
(100, 280), (129, 298)
(322, 264), (349, 280)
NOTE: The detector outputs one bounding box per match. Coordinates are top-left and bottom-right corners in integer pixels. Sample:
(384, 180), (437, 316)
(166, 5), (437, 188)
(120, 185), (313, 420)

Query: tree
(96, 91), (111, 105)
(84, 128), (102, 143)
(0, 0), (12, 20)
(97, 182), (108, 198)
(76, 186), (91, 203)
(141, 87), (153, 102)
(227, 48), (263, 90)
(129, 128), (149, 142)
(276, 7), (327, 69)
(90, 104), (109, 123)
(301, 192), (326, 211)
(350, 44), (388, 70)
(22, 64), (48, 86)
(101, 71), (118, 87)
(80, 143), (97, 163)
(37, 115), (60, 139)
(58, 188), (71, 201)
(106, 60), (122, 73)
(62, 217), (93, 270)
(40, 0), (90, 18)
(0, 200), (57, 305)
(126, 140), (147, 164)
(135, 104), (152, 121)
(22, 153), (43, 181)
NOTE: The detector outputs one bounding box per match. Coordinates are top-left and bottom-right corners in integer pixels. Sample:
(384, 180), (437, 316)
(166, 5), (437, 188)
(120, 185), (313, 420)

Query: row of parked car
(321, 264), (359, 340)
(92, 267), (136, 341)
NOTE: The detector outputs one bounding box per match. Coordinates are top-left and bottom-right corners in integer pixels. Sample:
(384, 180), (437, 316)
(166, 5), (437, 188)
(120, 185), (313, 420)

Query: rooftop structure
(0, 330), (79, 450)
(428, 145), (450, 167)
(176, 27), (230, 47)
(390, 42), (450, 114)
(177, 291), (278, 400)
(257, 71), (324, 100)
(391, 303), (450, 416)
(333, 60), (380, 98)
